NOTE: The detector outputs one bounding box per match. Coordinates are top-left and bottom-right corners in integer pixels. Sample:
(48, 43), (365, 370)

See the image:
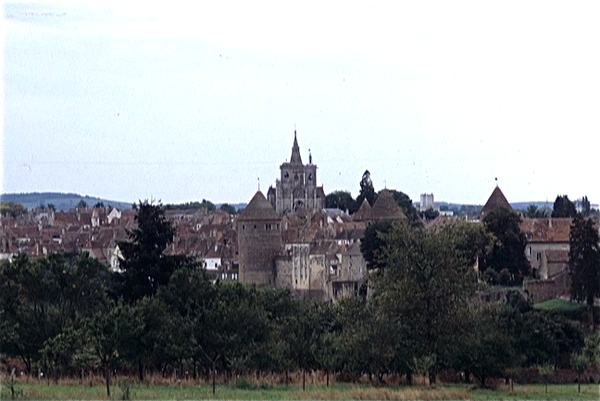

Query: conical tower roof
(353, 198), (372, 221)
(238, 191), (281, 221)
(480, 186), (512, 219)
(370, 189), (407, 221)
(289, 131), (303, 165)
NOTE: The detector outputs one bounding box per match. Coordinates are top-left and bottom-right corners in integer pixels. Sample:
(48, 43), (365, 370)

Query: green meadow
(2, 381), (598, 400)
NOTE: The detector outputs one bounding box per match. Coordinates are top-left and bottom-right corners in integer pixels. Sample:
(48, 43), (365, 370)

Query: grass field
(2, 381), (599, 400)
(533, 298), (585, 311)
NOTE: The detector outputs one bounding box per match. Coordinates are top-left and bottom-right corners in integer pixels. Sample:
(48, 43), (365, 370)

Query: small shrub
(498, 268), (511, 286)
(234, 376), (254, 389)
(483, 269), (498, 285)
(120, 380), (131, 400)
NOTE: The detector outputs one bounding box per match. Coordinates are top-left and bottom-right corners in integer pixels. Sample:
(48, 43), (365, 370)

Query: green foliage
(483, 208), (530, 283)
(580, 196), (591, 218)
(77, 199), (88, 209)
(525, 204), (548, 218)
(0, 201), (28, 217)
(421, 208), (440, 220)
(325, 190), (356, 213)
(412, 354), (437, 385)
(360, 220), (393, 270)
(534, 299), (586, 312)
(570, 352), (589, 393)
(165, 199), (216, 211)
(85, 301), (134, 396)
(582, 332), (600, 366)
(0, 252), (110, 374)
(455, 305), (514, 387)
(552, 195), (577, 218)
(0, 234), (586, 388)
(117, 200), (194, 302)
(41, 327), (82, 382)
(538, 364), (555, 393)
(219, 203), (237, 214)
(375, 222), (478, 378)
(569, 217), (600, 310)
(355, 170), (376, 209)
(499, 295), (584, 369)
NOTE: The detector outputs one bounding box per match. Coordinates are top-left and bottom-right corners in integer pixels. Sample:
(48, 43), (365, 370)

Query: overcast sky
(2, 2), (600, 206)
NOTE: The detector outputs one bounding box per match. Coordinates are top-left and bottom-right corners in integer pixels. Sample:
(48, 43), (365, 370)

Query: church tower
(267, 131), (324, 215)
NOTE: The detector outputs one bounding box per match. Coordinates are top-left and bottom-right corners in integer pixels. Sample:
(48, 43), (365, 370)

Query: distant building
(267, 131), (325, 216)
(420, 193), (435, 212)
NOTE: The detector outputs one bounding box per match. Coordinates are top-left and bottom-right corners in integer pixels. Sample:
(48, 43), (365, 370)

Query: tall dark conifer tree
(569, 217), (600, 328)
(116, 201), (191, 303)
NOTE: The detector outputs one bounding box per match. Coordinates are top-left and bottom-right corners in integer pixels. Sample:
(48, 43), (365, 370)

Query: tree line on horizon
(4, 200), (600, 397)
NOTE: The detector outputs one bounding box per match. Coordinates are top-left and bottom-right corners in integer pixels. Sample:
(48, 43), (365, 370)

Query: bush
(234, 376), (254, 389)
(483, 269), (498, 285)
(498, 268), (511, 286)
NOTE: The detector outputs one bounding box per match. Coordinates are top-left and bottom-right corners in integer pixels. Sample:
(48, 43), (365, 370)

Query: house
(520, 218), (572, 280)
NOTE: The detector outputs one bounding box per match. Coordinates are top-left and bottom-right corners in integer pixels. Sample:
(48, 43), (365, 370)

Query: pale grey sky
(2, 2), (600, 205)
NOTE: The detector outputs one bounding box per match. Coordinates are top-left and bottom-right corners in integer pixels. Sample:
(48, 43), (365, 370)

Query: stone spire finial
(290, 130), (303, 165)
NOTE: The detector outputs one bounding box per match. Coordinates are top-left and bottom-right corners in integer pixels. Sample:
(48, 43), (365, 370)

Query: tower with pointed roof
(237, 191), (282, 286)
(480, 186), (512, 220)
(368, 189), (407, 223)
(267, 131), (325, 216)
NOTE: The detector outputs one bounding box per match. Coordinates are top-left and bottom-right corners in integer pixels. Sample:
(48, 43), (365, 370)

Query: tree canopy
(552, 195), (577, 218)
(569, 217), (600, 327)
(116, 200), (194, 303)
(0, 201), (28, 218)
(219, 203), (237, 215)
(325, 190), (357, 213)
(525, 204), (547, 218)
(355, 170), (376, 208)
(482, 208), (530, 283)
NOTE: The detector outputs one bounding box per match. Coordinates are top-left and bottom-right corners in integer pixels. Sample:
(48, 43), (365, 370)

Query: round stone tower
(237, 191), (282, 286)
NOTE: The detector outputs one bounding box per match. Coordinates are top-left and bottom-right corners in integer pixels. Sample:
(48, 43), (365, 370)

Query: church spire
(290, 130), (303, 165)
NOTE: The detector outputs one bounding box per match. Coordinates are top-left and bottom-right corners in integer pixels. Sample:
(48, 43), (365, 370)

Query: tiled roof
(520, 218), (572, 243)
(238, 191), (280, 221)
(370, 189), (407, 221)
(353, 199), (372, 221)
(480, 186), (512, 218)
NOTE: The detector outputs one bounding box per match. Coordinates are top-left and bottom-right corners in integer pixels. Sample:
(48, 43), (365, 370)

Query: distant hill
(0, 192), (133, 211)
(413, 201), (555, 217)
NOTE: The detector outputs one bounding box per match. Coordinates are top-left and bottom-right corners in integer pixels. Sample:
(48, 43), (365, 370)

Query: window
(537, 252), (541, 261)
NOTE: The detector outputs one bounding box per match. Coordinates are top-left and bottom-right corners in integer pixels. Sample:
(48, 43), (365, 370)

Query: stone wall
(523, 271), (571, 303)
